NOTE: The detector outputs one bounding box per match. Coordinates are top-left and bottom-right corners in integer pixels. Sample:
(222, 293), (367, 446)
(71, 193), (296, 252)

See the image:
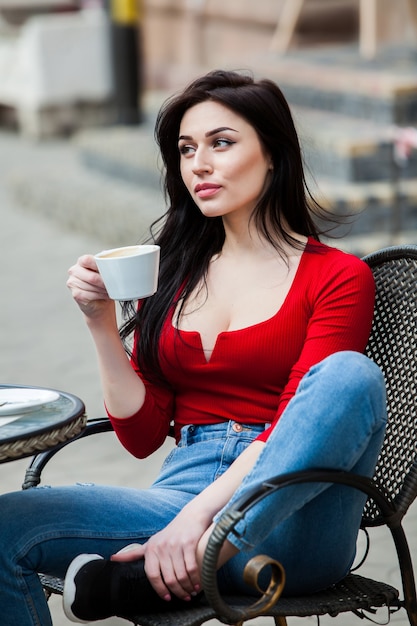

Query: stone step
(314, 176), (417, 240)
(255, 44), (417, 125)
(294, 106), (417, 183)
(6, 147), (164, 248)
(72, 90), (166, 189)
(74, 124), (161, 190)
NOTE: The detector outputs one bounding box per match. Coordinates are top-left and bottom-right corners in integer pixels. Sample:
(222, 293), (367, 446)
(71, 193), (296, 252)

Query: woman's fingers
(68, 256), (105, 294)
(78, 254), (99, 271)
(67, 254), (112, 316)
(111, 543), (145, 562)
(143, 548), (172, 601)
(144, 541), (200, 601)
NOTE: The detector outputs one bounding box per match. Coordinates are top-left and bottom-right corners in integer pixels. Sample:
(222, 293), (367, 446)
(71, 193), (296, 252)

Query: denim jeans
(0, 351), (387, 626)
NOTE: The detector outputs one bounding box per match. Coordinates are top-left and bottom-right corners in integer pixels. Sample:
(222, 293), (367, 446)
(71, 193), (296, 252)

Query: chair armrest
(201, 469), (399, 623)
(230, 469), (396, 522)
(22, 418), (113, 489)
(22, 419), (176, 490)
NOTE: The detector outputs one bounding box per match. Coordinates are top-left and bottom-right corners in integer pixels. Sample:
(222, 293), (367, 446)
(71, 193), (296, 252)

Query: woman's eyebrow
(206, 126), (238, 137)
(178, 127), (239, 142)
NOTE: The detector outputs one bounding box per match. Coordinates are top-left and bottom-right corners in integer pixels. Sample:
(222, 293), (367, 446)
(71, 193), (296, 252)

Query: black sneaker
(63, 553), (203, 623)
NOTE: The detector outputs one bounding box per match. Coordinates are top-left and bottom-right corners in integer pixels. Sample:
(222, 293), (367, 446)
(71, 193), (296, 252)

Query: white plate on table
(0, 388), (59, 416)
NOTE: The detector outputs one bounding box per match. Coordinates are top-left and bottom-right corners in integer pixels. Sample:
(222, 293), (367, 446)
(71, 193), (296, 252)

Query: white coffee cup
(94, 245), (160, 300)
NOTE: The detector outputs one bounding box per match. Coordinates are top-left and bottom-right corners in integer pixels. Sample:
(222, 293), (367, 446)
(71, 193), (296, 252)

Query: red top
(108, 239), (375, 458)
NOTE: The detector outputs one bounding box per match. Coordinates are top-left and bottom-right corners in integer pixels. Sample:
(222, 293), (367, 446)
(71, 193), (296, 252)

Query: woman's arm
(259, 253), (375, 441)
(67, 254), (147, 417)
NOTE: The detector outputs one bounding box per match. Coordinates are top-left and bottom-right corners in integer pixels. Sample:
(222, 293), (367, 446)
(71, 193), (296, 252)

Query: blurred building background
(0, 0), (415, 253)
(0, 0), (417, 130)
(142, 0), (417, 86)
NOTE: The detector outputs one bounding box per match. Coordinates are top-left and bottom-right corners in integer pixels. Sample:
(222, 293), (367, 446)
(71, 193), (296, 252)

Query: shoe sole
(63, 553), (104, 623)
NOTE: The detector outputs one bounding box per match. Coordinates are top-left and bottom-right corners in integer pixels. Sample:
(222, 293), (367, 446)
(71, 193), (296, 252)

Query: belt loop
(179, 424), (192, 446)
(186, 424), (196, 445)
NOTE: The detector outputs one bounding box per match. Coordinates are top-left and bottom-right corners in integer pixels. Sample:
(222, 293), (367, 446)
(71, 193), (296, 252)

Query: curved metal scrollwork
(242, 553), (286, 613)
(201, 510), (285, 624)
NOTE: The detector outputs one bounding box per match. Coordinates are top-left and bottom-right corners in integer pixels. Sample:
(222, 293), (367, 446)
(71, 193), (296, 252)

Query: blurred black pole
(108, 0), (143, 124)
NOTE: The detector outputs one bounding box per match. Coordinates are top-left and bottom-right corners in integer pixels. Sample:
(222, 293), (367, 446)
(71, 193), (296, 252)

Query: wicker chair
(22, 244), (417, 626)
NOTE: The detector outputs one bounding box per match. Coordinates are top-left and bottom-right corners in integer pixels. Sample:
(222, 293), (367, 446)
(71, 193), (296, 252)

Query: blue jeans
(0, 352), (387, 626)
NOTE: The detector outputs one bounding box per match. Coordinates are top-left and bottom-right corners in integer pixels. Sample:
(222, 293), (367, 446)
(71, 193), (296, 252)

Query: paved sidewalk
(0, 128), (415, 626)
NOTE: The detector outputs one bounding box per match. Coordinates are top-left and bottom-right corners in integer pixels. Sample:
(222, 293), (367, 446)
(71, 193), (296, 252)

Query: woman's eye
(178, 138), (234, 156)
(179, 144), (195, 156)
(213, 138), (234, 148)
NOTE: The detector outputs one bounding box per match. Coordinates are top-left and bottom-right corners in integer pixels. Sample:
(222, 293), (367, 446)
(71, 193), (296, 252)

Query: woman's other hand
(111, 511), (207, 602)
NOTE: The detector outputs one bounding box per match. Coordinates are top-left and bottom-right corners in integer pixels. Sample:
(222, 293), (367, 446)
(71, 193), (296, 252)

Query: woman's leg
(0, 421), (264, 626)
(0, 483), (192, 626)
(219, 351), (387, 595)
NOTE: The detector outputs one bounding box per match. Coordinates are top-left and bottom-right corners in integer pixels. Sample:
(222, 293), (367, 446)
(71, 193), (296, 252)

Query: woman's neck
(220, 216), (307, 260)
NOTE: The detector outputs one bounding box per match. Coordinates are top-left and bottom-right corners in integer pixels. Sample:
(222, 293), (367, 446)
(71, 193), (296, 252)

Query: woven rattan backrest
(362, 245), (417, 523)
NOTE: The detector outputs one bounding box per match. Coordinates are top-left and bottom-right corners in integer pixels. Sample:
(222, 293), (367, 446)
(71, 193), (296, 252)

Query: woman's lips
(194, 183), (221, 198)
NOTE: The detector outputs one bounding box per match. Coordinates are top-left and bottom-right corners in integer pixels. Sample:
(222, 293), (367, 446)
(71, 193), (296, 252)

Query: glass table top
(0, 384), (85, 446)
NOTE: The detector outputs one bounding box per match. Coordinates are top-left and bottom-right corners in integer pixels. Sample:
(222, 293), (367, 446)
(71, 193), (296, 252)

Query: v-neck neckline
(172, 239), (310, 364)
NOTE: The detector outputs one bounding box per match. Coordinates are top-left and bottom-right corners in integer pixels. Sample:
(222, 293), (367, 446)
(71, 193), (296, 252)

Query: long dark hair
(120, 69), (330, 383)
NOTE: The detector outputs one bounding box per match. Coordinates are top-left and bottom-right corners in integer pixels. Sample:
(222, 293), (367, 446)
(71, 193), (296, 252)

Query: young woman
(0, 70), (386, 625)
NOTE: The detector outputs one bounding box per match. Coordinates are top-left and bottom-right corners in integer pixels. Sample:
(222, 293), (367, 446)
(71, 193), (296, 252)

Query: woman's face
(178, 100), (272, 221)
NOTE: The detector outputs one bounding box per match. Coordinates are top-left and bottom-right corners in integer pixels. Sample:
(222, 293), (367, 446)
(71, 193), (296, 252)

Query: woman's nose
(192, 148), (213, 174)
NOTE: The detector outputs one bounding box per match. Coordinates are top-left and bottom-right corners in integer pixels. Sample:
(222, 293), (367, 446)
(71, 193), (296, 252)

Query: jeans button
(232, 423), (243, 432)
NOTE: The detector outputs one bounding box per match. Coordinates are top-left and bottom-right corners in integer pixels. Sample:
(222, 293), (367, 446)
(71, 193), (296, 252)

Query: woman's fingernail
(116, 543), (140, 554)
(163, 594), (171, 602)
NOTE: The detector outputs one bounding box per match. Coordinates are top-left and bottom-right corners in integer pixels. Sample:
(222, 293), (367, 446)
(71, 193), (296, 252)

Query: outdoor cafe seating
(21, 244), (417, 626)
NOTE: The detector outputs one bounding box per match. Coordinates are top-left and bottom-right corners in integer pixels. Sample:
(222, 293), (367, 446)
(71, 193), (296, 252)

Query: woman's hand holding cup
(67, 254), (115, 320)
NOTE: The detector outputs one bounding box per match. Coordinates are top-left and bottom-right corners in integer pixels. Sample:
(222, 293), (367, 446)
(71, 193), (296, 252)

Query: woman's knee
(316, 351), (384, 391)
(301, 351), (386, 422)
(319, 351), (386, 419)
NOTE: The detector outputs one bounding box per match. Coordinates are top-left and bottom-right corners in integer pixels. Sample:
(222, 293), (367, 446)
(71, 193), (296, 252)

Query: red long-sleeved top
(108, 239), (375, 458)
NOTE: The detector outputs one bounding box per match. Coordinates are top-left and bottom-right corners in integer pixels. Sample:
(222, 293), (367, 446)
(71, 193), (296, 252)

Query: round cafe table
(0, 384), (86, 464)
